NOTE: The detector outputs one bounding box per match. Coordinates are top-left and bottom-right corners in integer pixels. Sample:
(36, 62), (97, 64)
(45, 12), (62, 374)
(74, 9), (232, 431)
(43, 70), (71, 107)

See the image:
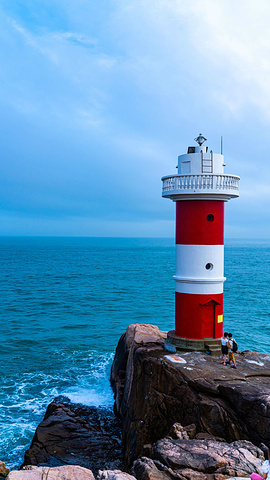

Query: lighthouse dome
(161, 136), (240, 201)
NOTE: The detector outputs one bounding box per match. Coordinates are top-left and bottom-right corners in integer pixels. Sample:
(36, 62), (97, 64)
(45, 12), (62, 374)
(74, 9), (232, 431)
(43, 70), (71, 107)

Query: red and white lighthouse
(162, 135), (239, 352)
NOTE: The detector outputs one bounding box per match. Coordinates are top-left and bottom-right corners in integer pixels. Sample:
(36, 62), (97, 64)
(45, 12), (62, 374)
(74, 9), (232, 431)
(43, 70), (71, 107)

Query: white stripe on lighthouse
(174, 244), (225, 295)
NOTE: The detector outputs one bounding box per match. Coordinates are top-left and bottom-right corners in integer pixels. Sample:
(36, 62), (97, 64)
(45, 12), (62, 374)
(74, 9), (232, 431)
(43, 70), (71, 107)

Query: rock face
(110, 323), (270, 467)
(22, 400), (122, 474)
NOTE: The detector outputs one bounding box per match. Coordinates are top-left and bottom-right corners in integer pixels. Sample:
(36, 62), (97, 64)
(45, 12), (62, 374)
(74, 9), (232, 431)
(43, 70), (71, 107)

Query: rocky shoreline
(2, 323), (270, 479)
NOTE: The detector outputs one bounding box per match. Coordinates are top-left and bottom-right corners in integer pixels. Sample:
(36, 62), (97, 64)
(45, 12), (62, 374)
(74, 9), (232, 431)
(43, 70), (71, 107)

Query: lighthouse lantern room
(162, 135), (239, 354)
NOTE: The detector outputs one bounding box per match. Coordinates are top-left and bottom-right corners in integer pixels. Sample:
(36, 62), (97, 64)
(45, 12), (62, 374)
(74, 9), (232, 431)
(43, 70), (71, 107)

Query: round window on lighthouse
(205, 263), (213, 270)
(207, 214), (214, 222)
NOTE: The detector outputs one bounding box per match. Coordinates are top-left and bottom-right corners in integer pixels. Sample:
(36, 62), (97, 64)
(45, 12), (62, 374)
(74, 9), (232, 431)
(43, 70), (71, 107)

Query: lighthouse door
(202, 303), (215, 338)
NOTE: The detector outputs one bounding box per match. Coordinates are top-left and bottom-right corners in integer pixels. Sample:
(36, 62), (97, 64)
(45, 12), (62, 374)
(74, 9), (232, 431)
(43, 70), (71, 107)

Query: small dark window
(207, 214), (214, 222)
(187, 146), (195, 154)
(205, 263), (213, 270)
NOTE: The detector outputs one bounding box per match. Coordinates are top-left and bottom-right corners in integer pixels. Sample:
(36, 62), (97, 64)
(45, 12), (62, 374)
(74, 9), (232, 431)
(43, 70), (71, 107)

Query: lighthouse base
(165, 330), (221, 357)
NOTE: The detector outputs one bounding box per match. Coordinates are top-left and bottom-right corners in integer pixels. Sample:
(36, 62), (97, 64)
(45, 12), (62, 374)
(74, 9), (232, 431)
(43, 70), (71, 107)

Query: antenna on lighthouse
(194, 133), (207, 146)
(221, 136), (223, 155)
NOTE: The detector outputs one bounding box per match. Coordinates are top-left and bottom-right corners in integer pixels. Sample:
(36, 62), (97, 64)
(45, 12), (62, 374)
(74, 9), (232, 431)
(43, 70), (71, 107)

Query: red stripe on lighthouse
(175, 291), (223, 339)
(176, 200), (224, 245)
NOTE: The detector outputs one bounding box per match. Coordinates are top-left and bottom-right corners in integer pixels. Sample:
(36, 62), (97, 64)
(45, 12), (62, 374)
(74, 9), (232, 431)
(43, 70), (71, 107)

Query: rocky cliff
(110, 324), (270, 467)
(7, 323), (270, 480)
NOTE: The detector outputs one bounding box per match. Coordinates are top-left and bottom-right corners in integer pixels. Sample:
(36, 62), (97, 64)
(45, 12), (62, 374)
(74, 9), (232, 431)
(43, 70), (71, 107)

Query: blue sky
(0, 0), (270, 237)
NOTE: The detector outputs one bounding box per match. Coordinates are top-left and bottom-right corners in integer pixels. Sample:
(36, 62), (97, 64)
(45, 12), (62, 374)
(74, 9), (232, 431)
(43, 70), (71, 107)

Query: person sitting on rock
(221, 332), (228, 365)
(251, 447), (270, 479)
(227, 333), (236, 369)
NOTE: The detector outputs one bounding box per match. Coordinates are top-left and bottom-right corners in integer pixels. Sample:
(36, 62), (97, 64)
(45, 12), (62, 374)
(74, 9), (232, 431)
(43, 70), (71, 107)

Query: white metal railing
(162, 174), (240, 195)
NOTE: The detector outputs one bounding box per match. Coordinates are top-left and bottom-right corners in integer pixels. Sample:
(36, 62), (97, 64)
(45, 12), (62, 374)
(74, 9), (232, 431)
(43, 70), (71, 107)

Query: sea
(0, 237), (269, 469)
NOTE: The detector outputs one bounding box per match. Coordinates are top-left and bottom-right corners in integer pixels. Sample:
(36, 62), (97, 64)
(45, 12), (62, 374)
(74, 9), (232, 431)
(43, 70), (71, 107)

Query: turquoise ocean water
(0, 237), (269, 469)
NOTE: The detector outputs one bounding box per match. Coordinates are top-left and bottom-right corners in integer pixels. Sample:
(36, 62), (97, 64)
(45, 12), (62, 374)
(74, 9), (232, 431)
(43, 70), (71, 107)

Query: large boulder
(152, 438), (263, 477)
(132, 438), (264, 479)
(7, 465), (95, 480)
(110, 324), (270, 467)
(22, 401), (122, 474)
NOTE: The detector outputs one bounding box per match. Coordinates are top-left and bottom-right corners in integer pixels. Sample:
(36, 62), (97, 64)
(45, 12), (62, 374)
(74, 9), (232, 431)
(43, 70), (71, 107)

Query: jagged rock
(132, 457), (176, 480)
(98, 470), (136, 480)
(0, 461), (9, 476)
(22, 401), (122, 474)
(132, 439), (263, 479)
(111, 324), (270, 466)
(7, 465), (94, 479)
(168, 423), (189, 440)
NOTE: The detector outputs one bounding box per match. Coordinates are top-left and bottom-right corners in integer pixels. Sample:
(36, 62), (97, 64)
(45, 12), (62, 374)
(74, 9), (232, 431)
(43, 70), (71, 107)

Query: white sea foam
(62, 387), (114, 406)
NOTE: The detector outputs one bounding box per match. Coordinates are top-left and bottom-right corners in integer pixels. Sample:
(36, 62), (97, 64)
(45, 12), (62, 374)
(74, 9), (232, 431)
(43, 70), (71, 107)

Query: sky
(0, 0), (270, 238)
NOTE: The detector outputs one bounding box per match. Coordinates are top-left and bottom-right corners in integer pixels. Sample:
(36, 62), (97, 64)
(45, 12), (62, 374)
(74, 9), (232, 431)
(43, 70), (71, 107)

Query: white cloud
(112, 0), (270, 117)
(6, 1), (270, 129)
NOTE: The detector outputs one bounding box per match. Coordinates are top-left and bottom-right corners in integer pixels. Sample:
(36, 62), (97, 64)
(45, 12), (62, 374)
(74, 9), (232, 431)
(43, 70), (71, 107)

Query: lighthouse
(162, 135), (240, 354)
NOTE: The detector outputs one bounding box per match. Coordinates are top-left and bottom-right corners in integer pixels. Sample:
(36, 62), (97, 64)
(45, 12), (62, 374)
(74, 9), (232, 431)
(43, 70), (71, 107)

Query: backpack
(232, 339), (238, 353)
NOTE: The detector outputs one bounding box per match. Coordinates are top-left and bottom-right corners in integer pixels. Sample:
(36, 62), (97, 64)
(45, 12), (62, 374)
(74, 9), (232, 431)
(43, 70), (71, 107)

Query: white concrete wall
(178, 152), (224, 175)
